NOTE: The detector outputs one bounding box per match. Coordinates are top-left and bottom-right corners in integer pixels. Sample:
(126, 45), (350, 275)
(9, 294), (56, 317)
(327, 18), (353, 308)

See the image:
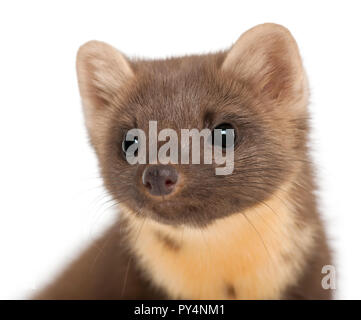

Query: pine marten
(34, 23), (333, 300)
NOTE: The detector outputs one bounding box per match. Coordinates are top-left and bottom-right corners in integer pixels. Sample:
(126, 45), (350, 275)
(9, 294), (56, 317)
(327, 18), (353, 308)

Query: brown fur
(34, 23), (332, 300)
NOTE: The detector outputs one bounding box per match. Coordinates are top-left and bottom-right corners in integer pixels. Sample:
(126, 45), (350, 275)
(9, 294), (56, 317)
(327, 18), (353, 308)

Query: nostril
(145, 182), (152, 190)
(165, 179), (175, 187)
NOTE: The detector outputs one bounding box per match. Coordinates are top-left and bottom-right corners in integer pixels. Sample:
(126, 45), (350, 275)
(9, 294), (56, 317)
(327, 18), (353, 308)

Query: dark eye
(122, 133), (139, 157)
(212, 123), (236, 149)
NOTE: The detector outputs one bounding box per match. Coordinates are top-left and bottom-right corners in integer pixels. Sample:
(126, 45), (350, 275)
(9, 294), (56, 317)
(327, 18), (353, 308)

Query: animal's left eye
(212, 123), (236, 149)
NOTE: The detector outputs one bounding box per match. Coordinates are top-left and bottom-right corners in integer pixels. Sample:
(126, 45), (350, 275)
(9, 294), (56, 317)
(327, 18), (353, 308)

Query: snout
(142, 165), (179, 196)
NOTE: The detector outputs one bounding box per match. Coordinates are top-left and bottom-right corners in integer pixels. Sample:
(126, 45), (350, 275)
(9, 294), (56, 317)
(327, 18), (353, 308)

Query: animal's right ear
(76, 40), (134, 134)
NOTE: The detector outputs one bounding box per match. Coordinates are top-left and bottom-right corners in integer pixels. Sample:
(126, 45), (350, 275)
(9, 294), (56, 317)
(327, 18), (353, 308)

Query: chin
(143, 202), (223, 228)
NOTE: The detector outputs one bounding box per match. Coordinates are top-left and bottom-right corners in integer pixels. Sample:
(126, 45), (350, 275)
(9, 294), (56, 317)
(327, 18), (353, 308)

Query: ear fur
(222, 23), (308, 110)
(76, 40), (134, 136)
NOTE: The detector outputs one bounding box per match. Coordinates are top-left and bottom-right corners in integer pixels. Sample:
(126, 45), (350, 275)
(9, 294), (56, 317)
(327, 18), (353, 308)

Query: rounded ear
(76, 40), (134, 134)
(222, 23), (308, 111)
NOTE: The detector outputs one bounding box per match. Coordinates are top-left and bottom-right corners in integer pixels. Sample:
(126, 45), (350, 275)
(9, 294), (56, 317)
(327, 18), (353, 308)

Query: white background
(0, 0), (360, 299)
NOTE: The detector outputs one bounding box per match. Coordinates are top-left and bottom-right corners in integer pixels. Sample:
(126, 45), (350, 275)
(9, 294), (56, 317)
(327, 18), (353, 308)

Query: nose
(142, 165), (178, 196)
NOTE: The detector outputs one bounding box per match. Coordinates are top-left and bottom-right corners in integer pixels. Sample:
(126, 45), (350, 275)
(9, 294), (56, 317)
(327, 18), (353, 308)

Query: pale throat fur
(121, 180), (317, 300)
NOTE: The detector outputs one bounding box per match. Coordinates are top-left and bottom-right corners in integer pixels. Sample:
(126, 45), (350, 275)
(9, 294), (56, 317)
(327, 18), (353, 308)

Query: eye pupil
(212, 123), (236, 149)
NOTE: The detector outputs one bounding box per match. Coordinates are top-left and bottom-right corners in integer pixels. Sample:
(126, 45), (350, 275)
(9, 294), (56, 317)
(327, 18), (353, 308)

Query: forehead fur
(119, 53), (253, 129)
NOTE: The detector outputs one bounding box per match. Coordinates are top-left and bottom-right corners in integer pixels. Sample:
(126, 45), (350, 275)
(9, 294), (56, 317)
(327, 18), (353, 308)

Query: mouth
(148, 198), (230, 228)
(137, 198), (200, 226)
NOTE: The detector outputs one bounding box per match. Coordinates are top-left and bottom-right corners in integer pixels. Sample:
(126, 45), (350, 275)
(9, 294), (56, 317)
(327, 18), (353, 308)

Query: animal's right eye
(122, 133), (139, 157)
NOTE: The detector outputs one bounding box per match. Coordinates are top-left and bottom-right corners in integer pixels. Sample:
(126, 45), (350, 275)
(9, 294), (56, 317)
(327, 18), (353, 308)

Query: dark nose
(142, 165), (178, 196)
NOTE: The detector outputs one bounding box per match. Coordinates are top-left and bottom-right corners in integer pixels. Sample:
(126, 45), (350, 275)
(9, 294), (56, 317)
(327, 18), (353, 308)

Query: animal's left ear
(222, 23), (308, 111)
